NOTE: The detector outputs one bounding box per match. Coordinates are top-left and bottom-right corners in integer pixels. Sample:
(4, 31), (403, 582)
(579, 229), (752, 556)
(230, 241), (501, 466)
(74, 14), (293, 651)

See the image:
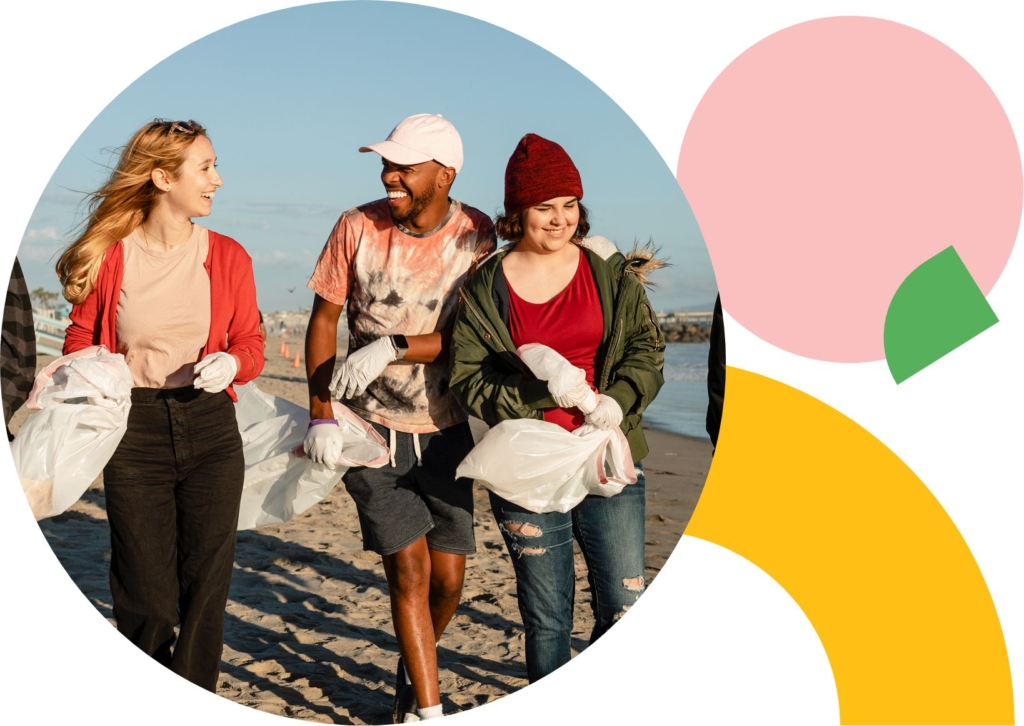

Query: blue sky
(16, 1), (716, 315)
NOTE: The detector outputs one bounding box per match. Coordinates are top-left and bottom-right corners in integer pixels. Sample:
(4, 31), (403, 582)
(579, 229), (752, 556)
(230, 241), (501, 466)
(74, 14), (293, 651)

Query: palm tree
(30, 288), (59, 311)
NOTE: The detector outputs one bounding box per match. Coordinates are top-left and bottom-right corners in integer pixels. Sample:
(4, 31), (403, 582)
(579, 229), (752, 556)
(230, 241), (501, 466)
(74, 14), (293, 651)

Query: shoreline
(645, 425), (711, 442)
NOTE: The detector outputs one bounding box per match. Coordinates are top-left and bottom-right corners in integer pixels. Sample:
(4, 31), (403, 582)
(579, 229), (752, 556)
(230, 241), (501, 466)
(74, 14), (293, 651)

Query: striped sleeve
(2, 257), (37, 433)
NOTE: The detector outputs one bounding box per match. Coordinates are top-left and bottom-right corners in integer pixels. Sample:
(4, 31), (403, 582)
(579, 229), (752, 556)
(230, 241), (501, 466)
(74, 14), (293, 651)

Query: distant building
(657, 310), (714, 327)
(655, 309), (714, 343)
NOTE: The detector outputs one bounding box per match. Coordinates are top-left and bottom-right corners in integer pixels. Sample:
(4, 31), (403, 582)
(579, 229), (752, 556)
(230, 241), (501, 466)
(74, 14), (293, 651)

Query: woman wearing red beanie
(449, 133), (666, 682)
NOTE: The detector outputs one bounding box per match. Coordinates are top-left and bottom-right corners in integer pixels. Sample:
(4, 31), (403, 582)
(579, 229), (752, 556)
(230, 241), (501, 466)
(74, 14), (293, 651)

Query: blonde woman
(57, 119), (264, 691)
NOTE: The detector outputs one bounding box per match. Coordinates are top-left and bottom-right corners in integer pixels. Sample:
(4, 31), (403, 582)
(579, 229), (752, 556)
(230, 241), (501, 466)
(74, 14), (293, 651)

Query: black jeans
(103, 386), (244, 692)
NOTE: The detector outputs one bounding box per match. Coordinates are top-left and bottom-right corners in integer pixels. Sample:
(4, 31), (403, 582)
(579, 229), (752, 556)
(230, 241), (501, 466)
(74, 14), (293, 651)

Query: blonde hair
(56, 119), (208, 304)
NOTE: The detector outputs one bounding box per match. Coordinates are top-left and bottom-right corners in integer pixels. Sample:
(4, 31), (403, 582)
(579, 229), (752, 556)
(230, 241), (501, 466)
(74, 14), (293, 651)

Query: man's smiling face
(380, 158), (444, 226)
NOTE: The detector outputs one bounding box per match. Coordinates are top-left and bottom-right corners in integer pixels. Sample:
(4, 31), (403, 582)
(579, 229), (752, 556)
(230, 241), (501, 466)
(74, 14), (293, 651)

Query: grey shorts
(342, 421), (476, 556)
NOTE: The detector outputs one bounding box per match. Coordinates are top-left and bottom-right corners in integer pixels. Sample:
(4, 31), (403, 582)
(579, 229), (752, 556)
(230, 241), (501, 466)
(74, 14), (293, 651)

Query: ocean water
(642, 343), (711, 440)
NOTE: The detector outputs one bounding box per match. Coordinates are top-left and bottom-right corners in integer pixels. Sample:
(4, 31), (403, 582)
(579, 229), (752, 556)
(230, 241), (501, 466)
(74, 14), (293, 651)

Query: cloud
(18, 226), (66, 262)
(220, 201), (340, 218)
(219, 217), (272, 231)
(250, 247), (319, 266)
(252, 249), (291, 263)
(22, 226), (61, 242)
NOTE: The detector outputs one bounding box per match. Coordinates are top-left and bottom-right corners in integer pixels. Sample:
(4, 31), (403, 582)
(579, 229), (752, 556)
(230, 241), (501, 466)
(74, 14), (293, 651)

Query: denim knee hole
(623, 576), (645, 593)
(499, 521), (545, 556)
(613, 576), (646, 619)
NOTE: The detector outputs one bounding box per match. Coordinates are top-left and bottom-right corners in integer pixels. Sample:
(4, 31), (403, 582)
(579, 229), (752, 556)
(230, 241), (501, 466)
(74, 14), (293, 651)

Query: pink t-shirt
(308, 199), (496, 433)
(116, 224), (211, 388)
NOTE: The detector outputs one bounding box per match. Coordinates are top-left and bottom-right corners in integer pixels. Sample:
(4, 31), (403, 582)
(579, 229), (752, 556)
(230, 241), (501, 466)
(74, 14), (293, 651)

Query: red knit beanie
(504, 134), (584, 215)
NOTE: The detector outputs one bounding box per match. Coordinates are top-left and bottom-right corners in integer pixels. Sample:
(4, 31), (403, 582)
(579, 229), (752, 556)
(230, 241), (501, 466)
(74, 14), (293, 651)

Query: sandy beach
(9, 345), (711, 724)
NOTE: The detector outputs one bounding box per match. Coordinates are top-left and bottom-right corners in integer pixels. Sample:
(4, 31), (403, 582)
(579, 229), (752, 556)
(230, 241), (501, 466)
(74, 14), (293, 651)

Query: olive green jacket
(449, 236), (666, 461)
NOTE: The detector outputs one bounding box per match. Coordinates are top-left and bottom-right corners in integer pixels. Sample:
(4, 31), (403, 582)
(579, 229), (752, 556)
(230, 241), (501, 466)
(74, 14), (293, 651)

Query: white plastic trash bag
(456, 420), (636, 513)
(456, 341), (637, 513)
(13, 346), (134, 520)
(234, 382), (389, 530)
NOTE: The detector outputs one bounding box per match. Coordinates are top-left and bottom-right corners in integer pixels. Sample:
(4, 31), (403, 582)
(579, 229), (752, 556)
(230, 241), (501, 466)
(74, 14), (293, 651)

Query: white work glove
(303, 420), (345, 469)
(585, 394), (624, 430)
(517, 342), (598, 414)
(330, 337), (398, 400)
(546, 366), (598, 414)
(193, 352), (238, 393)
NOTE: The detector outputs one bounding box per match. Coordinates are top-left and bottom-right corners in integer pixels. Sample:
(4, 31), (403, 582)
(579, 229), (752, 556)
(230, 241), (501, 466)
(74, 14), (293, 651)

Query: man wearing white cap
(303, 114), (495, 721)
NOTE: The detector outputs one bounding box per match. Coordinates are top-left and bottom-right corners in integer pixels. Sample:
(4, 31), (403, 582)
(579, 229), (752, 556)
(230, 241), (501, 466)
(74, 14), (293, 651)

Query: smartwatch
(391, 334), (409, 360)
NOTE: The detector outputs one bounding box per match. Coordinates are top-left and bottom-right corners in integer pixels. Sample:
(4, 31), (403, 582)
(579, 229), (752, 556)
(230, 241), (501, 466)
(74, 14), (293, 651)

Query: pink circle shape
(678, 17), (1021, 362)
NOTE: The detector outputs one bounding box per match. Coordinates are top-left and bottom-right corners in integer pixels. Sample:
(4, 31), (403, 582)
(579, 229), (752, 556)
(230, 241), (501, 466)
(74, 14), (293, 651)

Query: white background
(1, 1), (1020, 723)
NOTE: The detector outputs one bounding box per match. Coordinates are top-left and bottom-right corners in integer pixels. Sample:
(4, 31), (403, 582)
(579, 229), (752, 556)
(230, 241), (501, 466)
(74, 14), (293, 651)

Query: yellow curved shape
(686, 367), (1013, 724)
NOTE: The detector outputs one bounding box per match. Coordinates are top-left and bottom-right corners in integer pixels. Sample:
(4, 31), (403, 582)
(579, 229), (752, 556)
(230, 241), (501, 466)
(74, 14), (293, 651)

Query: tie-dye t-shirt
(308, 198), (496, 433)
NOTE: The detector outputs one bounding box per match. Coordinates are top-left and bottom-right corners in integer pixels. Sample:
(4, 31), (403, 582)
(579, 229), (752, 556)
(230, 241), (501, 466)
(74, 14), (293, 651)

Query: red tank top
(508, 248), (604, 431)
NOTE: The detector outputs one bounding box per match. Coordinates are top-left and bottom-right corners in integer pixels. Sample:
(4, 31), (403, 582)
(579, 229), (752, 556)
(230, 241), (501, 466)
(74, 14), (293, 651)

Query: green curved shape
(885, 246), (998, 383)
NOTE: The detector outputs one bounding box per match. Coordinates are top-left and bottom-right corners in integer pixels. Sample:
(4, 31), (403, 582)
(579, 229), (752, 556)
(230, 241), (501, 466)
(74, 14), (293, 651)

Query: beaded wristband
(308, 418), (339, 427)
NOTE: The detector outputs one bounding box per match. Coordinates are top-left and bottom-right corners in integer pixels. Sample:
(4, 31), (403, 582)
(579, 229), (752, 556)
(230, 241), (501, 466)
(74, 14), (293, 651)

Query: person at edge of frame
(302, 114), (496, 722)
(56, 119), (264, 691)
(2, 257), (37, 442)
(706, 293), (725, 452)
(448, 133), (667, 683)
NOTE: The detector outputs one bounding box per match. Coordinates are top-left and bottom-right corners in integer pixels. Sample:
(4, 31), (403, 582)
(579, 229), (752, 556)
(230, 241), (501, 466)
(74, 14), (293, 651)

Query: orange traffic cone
(279, 340), (285, 355)
(293, 352), (301, 368)
(284, 344), (290, 359)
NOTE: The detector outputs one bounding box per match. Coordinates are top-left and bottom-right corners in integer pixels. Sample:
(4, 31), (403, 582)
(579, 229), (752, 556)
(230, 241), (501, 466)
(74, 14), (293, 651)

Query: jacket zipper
(597, 272), (626, 391)
(459, 287), (543, 420)
(459, 289), (514, 357)
(599, 319), (624, 391)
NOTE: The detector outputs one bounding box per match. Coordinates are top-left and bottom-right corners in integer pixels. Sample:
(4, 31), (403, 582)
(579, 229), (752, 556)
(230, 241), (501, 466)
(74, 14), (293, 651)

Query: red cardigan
(63, 230), (265, 401)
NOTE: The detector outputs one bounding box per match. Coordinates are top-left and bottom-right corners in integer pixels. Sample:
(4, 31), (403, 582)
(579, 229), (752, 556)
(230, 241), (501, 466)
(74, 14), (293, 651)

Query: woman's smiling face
(519, 196), (580, 253)
(159, 134), (223, 219)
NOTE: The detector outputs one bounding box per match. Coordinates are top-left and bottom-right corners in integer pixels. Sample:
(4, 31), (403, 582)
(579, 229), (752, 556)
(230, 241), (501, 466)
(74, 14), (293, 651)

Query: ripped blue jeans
(489, 464), (646, 682)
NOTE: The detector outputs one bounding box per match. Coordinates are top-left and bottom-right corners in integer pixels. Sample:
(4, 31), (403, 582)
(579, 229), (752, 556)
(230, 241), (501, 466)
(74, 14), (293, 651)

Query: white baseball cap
(359, 113), (464, 173)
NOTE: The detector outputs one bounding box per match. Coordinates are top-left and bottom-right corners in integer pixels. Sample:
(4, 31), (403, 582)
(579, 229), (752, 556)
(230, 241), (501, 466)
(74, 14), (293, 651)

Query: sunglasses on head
(168, 120), (200, 135)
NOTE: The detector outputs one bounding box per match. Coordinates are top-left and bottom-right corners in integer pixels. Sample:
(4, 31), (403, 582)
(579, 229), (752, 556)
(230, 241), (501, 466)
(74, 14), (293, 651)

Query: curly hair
(494, 201), (590, 244)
